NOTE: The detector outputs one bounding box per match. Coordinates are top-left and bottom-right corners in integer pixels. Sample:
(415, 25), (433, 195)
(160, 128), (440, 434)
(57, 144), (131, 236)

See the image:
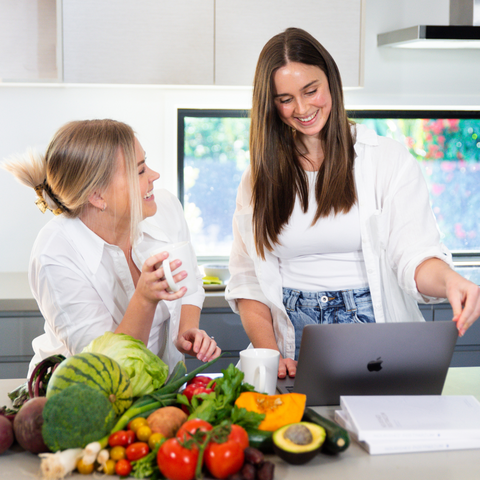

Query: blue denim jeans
(283, 287), (376, 360)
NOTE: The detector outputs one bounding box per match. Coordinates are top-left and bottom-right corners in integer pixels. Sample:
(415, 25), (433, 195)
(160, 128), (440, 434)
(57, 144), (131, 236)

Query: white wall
(1, 0), (480, 273)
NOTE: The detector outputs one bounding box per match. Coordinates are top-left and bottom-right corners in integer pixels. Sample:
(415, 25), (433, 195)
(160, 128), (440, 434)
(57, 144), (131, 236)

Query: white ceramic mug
(239, 348), (280, 395)
(150, 241), (198, 294)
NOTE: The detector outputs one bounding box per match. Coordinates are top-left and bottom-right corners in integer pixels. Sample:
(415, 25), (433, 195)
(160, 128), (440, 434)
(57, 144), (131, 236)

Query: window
(178, 108), (480, 277)
(178, 109), (250, 259)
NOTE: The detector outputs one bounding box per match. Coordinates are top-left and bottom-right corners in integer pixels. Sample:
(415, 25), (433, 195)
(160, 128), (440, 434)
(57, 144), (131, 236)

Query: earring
(101, 203), (107, 212)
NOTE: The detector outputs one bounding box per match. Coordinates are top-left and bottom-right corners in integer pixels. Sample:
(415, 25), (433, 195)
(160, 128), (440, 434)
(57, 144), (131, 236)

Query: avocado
(272, 422), (326, 465)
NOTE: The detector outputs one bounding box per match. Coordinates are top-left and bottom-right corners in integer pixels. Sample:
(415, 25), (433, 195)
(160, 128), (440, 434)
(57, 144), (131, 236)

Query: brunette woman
(225, 28), (480, 378)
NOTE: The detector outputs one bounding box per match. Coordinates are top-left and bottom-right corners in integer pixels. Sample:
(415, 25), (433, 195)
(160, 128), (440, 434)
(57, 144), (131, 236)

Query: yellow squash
(234, 392), (307, 431)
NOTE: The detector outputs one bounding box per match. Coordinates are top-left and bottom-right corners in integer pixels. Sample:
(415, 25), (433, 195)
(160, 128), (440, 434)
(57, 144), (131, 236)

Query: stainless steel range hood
(378, 0), (480, 48)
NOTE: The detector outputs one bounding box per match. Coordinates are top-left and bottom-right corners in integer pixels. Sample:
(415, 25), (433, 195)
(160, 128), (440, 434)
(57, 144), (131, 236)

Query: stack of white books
(334, 395), (480, 455)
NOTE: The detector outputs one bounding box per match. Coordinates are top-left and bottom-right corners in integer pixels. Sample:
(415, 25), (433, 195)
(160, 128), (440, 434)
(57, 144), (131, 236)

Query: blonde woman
(4, 119), (220, 377)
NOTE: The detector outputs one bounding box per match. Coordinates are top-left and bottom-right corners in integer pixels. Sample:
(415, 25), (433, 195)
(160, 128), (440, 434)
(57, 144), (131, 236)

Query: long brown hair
(250, 28), (356, 259)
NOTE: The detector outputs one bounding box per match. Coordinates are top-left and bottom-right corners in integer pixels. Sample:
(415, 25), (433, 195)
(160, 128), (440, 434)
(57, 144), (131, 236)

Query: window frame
(178, 107), (480, 266)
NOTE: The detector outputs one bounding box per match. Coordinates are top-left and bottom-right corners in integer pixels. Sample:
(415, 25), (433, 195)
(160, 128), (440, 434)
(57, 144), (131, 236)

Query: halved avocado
(272, 422), (326, 465)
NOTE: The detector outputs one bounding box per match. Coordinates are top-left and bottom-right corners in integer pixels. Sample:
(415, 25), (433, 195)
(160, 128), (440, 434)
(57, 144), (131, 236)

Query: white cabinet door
(0, 0), (59, 82)
(62, 0), (214, 84)
(215, 0), (364, 88)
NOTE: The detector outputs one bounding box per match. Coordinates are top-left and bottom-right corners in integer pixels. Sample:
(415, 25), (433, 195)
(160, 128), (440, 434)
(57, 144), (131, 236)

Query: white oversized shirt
(28, 189), (205, 377)
(225, 124), (453, 360)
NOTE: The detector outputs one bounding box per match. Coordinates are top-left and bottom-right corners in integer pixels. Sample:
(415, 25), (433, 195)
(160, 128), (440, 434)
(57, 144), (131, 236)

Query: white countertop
(0, 272), (230, 311)
(1, 367), (480, 480)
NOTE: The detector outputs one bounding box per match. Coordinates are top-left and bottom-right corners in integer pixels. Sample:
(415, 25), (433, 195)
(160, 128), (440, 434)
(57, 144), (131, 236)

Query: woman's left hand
(176, 328), (221, 362)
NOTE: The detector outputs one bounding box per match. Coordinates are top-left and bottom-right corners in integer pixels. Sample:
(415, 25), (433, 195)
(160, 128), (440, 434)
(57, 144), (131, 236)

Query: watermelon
(46, 352), (133, 415)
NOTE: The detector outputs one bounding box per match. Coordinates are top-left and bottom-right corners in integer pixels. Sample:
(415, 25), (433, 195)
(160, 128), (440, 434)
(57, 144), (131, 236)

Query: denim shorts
(283, 287), (376, 360)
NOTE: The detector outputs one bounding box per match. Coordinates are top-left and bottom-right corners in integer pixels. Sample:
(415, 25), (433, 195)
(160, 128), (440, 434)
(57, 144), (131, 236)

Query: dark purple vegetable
(256, 460), (275, 480)
(27, 355), (65, 398)
(13, 397), (49, 454)
(0, 415), (14, 454)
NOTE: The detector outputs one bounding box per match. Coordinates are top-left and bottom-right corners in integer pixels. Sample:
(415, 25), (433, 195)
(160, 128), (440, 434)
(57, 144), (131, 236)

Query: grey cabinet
(185, 308), (250, 373)
(420, 304), (480, 367)
(0, 312), (45, 379)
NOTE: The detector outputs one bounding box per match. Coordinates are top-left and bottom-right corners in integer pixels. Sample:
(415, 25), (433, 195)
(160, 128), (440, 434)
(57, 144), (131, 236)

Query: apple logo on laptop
(367, 357), (383, 372)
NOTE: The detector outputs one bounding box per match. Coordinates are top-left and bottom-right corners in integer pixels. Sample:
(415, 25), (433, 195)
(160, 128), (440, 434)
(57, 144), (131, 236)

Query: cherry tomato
(103, 459), (116, 475)
(115, 458), (132, 477)
(228, 424), (249, 451)
(148, 432), (165, 450)
(176, 418), (213, 441)
(136, 425), (152, 442)
(157, 438), (199, 480)
(187, 375), (214, 387)
(204, 439), (244, 479)
(110, 445), (126, 461)
(76, 458), (95, 474)
(108, 430), (130, 447)
(128, 417), (148, 432)
(125, 429), (136, 445)
(126, 441), (150, 461)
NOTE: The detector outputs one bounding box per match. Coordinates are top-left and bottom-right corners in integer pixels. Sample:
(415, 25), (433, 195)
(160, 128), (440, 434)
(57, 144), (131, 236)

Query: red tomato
(193, 386), (214, 396)
(204, 439), (244, 479)
(176, 419), (213, 441)
(187, 375), (216, 389)
(115, 458), (132, 476)
(182, 384), (198, 402)
(228, 424), (249, 451)
(125, 429), (136, 445)
(126, 442), (150, 461)
(108, 430), (130, 447)
(157, 438), (199, 480)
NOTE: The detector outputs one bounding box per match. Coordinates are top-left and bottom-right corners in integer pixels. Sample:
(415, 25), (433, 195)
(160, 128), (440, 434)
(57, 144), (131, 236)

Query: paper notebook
(335, 395), (480, 455)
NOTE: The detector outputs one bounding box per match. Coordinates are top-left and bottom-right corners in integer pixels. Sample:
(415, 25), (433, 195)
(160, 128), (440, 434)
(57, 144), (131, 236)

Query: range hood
(378, 0), (480, 48)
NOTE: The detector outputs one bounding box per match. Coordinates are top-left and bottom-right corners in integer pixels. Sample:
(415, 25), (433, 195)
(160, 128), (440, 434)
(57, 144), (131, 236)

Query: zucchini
(245, 428), (274, 453)
(302, 407), (350, 454)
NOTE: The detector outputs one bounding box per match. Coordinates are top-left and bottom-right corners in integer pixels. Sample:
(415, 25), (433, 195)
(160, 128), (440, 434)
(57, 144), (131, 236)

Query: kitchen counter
(1, 367), (480, 479)
(0, 272), (230, 311)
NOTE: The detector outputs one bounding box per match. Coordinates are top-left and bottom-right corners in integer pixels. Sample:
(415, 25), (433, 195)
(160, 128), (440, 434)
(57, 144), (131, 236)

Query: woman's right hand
(137, 251), (187, 304)
(278, 357), (297, 379)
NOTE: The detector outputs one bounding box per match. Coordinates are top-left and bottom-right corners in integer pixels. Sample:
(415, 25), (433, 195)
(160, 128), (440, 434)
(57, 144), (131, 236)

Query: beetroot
(13, 397), (49, 454)
(0, 415), (14, 454)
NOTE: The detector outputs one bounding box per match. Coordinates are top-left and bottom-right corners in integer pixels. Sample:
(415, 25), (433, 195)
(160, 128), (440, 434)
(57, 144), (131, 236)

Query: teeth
(144, 190), (153, 199)
(298, 112), (317, 123)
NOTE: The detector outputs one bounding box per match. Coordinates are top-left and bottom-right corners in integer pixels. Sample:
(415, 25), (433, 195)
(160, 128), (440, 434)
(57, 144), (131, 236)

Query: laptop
(277, 321), (458, 406)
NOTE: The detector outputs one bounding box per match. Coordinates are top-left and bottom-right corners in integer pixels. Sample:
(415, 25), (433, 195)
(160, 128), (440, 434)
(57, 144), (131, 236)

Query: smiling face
(273, 62), (332, 139)
(103, 137), (160, 222)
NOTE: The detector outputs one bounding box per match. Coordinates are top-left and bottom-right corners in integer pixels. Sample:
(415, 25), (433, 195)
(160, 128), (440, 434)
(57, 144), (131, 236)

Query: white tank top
(273, 170), (368, 291)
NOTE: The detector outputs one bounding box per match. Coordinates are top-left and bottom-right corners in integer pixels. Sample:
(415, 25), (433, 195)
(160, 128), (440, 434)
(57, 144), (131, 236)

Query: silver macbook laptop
(277, 321), (458, 406)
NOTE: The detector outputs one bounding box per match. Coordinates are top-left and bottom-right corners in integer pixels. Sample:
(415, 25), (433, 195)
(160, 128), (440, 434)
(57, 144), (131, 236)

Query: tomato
(187, 375), (214, 387)
(110, 445), (126, 461)
(204, 439), (244, 479)
(126, 441), (150, 461)
(228, 424), (249, 451)
(103, 459), (116, 475)
(182, 384), (199, 402)
(157, 438), (199, 480)
(108, 430), (130, 447)
(125, 429), (136, 445)
(115, 458), (132, 477)
(148, 432), (165, 450)
(76, 458), (95, 474)
(128, 417), (148, 432)
(136, 425), (152, 442)
(176, 418), (213, 441)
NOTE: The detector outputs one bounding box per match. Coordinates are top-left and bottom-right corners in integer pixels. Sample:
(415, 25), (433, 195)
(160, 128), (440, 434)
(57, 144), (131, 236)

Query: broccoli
(42, 383), (116, 452)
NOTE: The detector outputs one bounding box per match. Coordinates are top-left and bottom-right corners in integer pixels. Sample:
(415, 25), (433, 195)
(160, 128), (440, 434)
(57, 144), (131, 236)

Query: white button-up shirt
(28, 189), (205, 377)
(225, 124), (453, 360)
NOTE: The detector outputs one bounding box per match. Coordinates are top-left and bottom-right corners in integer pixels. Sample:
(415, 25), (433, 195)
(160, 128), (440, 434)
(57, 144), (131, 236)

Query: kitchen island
(1, 367), (480, 480)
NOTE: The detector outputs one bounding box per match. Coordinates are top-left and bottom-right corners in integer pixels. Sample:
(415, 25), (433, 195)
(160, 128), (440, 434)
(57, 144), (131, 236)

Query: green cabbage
(82, 332), (168, 397)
